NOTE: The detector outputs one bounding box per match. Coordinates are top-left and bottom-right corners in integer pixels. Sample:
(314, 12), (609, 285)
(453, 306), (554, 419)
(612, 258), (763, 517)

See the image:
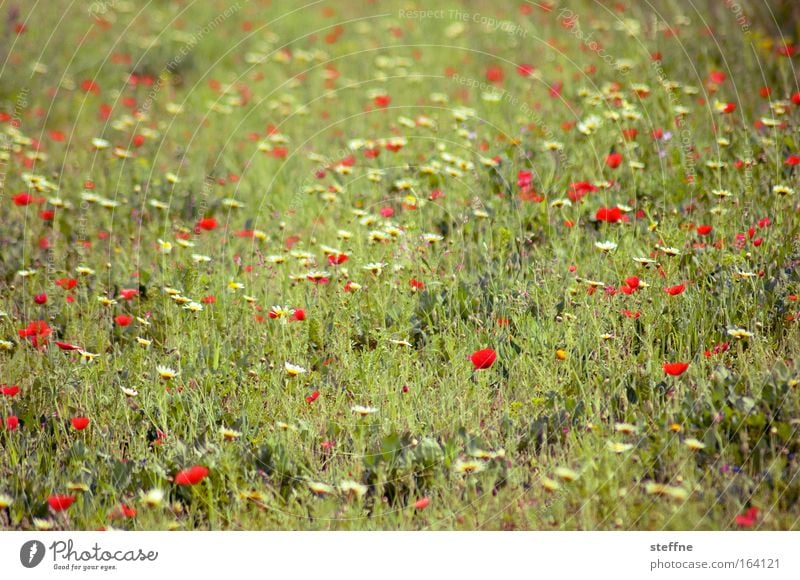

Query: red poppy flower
(708, 70), (726, 84)
(625, 276), (640, 289)
(567, 181), (597, 202)
(201, 295), (216, 304)
(605, 152), (622, 168)
(55, 341), (81, 351)
(174, 465), (209, 486)
(735, 507), (759, 527)
(327, 253), (348, 266)
(47, 494), (76, 512)
(664, 284), (685, 296)
(785, 155), (800, 166)
(516, 63), (535, 77)
(119, 288), (138, 300)
(18, 320), (52, 348)
(485, 65), (504, 83)
(114, 314), (133, 327)
(305, 391), (320, 403)
(12, 192), (40, 206)
(621, 309), (641, 319)
(470, 348), (497, 370)
(0, 385), (20, 397)
(414, 497), (431, 510)
(197, 217), (218, 231)
(595, 207), (622, 223)
(109, 503), (137, 520)
(55, 278), (78, 290)
(410, 278), (425, 291)
(373, 95), (391, 108)
(696, 225), (713, 235)
(33, 293), (48, 305)
(291, 308), (306, 322)
(517, 170), (533, 190)
(5, 416), (19, 431)
(663, 362), (689, 376)
(792, 92), (800, 106)
(71, 417), (90, 431)
(81, 79), (101, 94)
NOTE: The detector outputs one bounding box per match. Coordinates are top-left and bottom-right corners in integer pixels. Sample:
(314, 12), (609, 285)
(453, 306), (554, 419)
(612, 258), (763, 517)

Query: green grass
(0, 0), (799, 530)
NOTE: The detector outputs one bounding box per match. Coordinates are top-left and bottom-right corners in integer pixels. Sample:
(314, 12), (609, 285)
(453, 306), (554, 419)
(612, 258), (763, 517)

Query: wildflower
(174, 466), (209, 486)
(663, 362), (689, 376)
(363, 262), (386, 275)
(541, 478), (561, 492)
(607, 442), (634, 453)
(220, 427), (242, 441)
(339, 480), (368, 499)
(735, 507), (759, 527)
(66, 482), (89, 493)
(664, 284), (685, 296)
(307, 481), (335, 497)
(75, 266), (95, 276)
(453, 459), (485, 475)
(0, 385), (20, 397)
(614, 423), (637, 435)
(140, 488), (165, 508)
(595, 240), (618, 252)
(18, 320), (52, 348)
(726, 327), (754, 339)
(470, 348), (497, 370)
(595, 207), (623, 223)
(351, 405), (378, 416)
(47, 495), (76, 512)
(115, 314), (134, 326)
(684, 438), (705, 450)
(284, 362), (307, 376)
(645, 483), (688, 501)
(156, 365), (179, 380)
(197, 217), (217, 231)
(268, 305), (292, 321)
(71, 417), (90, 431)
(79, 350), (100, 363)
(413, 497), (431, 510)
(554, 467), (579, 482)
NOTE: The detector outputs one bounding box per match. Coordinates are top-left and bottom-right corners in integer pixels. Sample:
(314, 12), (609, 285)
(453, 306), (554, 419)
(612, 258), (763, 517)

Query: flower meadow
(1, 0), (799, 531)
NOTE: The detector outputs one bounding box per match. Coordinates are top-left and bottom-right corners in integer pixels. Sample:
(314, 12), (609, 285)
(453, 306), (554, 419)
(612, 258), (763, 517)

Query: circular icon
(20, 540), (46, 568)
